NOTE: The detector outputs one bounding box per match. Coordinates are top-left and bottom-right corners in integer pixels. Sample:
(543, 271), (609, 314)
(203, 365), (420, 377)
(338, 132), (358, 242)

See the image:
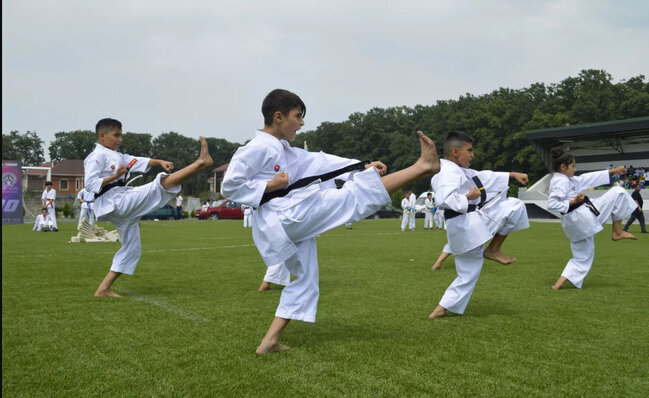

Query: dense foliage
(3, 69), (648, 194)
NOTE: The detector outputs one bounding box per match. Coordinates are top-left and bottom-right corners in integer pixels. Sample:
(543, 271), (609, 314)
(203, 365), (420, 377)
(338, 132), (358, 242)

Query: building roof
(213, 163), (229, 172)
(25, 159), (85, 177)
(525, 116), (649, 141)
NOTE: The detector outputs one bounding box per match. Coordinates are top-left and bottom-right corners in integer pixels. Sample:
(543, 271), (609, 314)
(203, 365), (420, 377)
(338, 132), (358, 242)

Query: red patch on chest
(111, 165), (115, 170)
(274, 164), (281, 172)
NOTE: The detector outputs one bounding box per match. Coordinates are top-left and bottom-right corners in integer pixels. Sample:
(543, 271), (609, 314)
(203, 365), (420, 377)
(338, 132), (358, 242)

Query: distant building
(23, 159), (85, 195)
(209, 163), (229, 194)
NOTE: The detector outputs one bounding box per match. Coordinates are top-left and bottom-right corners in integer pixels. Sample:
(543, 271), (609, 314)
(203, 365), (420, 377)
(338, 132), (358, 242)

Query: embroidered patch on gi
(274, 164), (281, 172)
(111, 165), (115, 170)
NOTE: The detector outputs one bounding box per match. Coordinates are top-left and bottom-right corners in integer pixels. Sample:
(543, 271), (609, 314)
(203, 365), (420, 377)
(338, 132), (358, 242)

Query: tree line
(3, 69), (649, 196)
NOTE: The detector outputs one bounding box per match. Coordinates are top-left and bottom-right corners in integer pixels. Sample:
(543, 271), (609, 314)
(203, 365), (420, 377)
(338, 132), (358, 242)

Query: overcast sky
(3, 0), (648, 159)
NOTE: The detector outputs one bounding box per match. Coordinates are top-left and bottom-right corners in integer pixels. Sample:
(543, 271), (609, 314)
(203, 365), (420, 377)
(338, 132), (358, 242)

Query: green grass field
(2, 219), (648, 397)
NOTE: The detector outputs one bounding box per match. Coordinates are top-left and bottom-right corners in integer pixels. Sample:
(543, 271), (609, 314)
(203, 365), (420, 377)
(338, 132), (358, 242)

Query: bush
(190, 210), (195, 218)
(62, 203), (72, 218)
(183, 211), (189, 219)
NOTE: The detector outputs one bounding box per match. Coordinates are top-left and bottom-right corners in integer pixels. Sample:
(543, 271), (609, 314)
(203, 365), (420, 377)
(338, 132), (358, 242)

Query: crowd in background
(609, 165), (648, 189)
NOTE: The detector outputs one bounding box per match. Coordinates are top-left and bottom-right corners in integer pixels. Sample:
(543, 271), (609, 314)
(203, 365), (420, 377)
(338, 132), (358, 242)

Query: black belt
(443, 176), (487, 221)
(566, 196), (600, 216)
(94, 180), (126, 199)
(259, 161), (368, 206)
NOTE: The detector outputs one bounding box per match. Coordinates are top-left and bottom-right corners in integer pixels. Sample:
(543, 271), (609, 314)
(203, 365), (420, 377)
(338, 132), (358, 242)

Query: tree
(2, 131), (45, 165)
(48, 130), (96, 161)
(120, 132), (153, 158)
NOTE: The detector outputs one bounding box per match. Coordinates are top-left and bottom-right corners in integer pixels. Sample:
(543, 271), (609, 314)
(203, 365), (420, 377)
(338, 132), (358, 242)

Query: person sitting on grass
(33, 207), (57, 232)
(548, 148), (638, 291)
(85, 118), (213, 298)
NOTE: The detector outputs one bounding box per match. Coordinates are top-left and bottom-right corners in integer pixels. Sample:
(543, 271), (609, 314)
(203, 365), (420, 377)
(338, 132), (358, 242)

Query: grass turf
(2, 219), (648, 397)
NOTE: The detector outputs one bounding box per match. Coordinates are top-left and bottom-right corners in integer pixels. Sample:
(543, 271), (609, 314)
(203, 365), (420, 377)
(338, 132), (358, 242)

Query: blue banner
(2, 160), (24, 224)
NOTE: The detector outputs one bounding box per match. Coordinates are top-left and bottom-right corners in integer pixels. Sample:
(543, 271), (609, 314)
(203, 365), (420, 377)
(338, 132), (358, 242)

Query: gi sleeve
(84, 157), (104, 194)
(547, 178), (570, 214)
(221, 147), (269, 208)
(573, 170), (610, 191)
(122, 154), (151, 174)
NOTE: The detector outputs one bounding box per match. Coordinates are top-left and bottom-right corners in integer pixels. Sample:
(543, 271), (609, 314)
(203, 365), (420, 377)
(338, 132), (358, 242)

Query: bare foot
(255, 342), (291, 354)
(195, 137), (214, 170)
(612, 231), (638, 241)
(414, 131), (441, 177)
(552, 276), (567, 290)
(428, 305), (447, 319)
(483, 249), (517, 265)
(432, 262), (442, 270)
(258, 281), (271, 292)
(94, 289), (122, 298)
(551, 283), (563, 291)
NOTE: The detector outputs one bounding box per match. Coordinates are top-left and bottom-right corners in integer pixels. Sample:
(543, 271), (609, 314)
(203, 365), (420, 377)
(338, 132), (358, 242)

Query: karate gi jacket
(33, 214), (53, 231)
(42, 188), (56, 208)
(221, 131), (360, 265)
(547, 170), (610, 242)
(84, 144), (151, 219)
(431, 159), (509, 255)
(77, 188), (95, 210)
(424, 198), (434, 214)
(401, 198), (411, 211)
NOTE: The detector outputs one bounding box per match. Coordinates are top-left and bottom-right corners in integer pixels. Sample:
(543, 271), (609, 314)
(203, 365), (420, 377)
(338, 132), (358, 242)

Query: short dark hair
(443, 131), (473, 156)
(45, 181), (52, 186)
(41, 207), (48, 211)
(96, 118), (122, 136)
(262, 89), (306, 126)
(550, 147), (575, 172)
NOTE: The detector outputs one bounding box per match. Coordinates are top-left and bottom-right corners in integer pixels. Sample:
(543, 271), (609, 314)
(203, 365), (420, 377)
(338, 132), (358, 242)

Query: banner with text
(2, 160), (24, 224)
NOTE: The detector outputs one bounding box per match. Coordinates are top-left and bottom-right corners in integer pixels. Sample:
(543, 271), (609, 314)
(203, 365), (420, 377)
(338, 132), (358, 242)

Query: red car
(197, 200), (244, 220)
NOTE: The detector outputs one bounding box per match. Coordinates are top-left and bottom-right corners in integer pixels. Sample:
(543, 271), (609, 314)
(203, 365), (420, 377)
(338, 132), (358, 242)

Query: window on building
(60, 179), (69, 190)
(76, 179), (81, 190)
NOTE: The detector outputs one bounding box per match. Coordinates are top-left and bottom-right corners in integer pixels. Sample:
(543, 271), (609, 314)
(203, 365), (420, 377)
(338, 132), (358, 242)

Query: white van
(414, 191), (434, 213)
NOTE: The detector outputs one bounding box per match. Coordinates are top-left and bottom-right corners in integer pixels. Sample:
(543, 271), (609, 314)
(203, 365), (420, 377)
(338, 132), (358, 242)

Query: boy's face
(42, 210), (47, 216)
(454, 143), (474, 168)
(275, 107), (304, 142)
(98, 128), (123, 150)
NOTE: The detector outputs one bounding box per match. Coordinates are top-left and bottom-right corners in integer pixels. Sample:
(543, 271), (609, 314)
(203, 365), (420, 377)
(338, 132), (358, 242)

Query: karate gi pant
(79, 207), (95, 226)
(273, 168), (390, 322)
(439, 198), (528, 314)
(401, 211), (414, 231)
(104, 173), (180, 275)
(561, 187), (637, 288)
(37, 220), (56, 231)
(263, 262), (290, 286)
(434, 212), (445, 229)
(409, 211), (416, 230)
(47, 207), (58, 229)
(243, 213), (252, 228)
(424, 212), (433, 229)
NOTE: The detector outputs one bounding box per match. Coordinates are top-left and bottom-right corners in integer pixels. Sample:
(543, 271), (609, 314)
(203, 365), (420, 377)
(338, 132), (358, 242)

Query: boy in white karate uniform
(221, 89), (440, 354)
(77, 187), (96, 226)
(400, 189), (415, 231)
(433, 199), (445, 230)
(547, 148), (637, 290)
(429, 131), (530, 318)
(41, 181), (58, 229)
(408, 190), (417, 230)
(86, 118), (213, 298)
(33, 207), (56, 232)
(424, 192), (434, 229)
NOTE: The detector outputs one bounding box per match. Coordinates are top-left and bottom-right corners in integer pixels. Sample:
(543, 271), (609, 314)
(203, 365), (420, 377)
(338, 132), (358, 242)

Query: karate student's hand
(366, 161), (387, 175)
(265, 171), (290, 193)
(466, 187), (481, 200)
(159, 160), (174, 172)
(570, 193), (585, 205)
(609, 165), (626, 176)
(510, 172), (529, 186)
(114, 164), (128, 178)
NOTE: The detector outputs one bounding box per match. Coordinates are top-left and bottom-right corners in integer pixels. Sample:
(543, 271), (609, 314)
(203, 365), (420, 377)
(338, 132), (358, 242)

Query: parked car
(366, 204), (402, 219)
(141, 204), (184, 220)
(197, 200), (244, 220)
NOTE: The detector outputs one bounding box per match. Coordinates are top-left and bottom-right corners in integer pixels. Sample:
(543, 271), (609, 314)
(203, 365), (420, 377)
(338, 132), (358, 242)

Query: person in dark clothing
(623, 184), (647, 233)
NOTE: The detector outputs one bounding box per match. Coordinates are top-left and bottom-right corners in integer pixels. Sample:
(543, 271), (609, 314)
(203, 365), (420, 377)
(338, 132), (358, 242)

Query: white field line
(118, 289), (210, 323)
(8, 244), (256, 258)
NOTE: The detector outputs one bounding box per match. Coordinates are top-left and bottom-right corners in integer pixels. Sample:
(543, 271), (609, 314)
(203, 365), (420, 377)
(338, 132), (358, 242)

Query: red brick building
(23, 160), (85, 195)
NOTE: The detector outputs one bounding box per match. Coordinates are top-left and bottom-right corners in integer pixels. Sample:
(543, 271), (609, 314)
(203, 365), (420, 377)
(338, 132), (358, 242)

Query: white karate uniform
(547, 171), (637, 288)
(221, 130), (390, 322)
(434, 206), (445, 229)
(84, 143), (180, 275)
(242, 205), (253, 228)
(431, 159), (529, 314)
(263, 262), (291, 286)
(409, 193), (417, 230)
(424, 198), (434, 229)
(41, 188), (57, 228)
(33, 214), (55, 231)
(400, 197), (413, 231)
(77, 188), (95, 226)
